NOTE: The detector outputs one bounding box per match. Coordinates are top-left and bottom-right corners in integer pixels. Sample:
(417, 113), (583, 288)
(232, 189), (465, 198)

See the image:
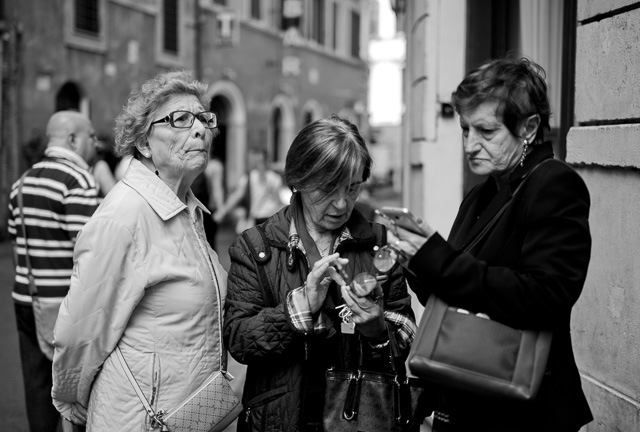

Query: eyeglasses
(150, 111), (217, 129)
(372, 209), (411, 273)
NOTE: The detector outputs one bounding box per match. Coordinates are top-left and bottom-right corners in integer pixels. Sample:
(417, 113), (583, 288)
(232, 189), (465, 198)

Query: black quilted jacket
(223, 205), (414, 431)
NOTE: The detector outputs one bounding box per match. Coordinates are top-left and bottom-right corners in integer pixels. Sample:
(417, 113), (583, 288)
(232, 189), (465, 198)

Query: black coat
(407, 143), (593, 431)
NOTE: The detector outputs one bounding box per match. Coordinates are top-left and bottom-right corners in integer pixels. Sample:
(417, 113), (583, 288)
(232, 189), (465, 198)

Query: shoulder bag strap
(462, 159), (553, 253)
(115, 347), (166, 428)
(241, 225), (277, 308)
(16, 171), (37, 297)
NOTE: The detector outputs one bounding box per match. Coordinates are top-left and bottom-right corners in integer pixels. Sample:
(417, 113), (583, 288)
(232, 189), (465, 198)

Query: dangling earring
(143, 145), (159, 176)
(519, 139), (529, 167)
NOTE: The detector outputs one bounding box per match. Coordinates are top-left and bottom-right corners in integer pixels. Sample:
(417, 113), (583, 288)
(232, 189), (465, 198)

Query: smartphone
(375, 206), (428, 236)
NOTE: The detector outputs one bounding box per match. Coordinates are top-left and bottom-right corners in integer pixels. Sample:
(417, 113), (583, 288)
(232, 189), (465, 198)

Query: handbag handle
(343, 327), (412, 426)
(16, 171), (38, 297)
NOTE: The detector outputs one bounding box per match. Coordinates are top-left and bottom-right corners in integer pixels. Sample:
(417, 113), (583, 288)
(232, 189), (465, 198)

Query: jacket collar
(44, 146), (90, 169)
(122, 158), (207, 221)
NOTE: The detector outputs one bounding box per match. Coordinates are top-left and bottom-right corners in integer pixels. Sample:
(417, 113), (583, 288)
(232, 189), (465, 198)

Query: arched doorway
(271, 108), (282, 163)
(210, 95), (231, 182)
(207, 80), (247, 190)
(268, 94), (295, 170)
(55, 82), (90, 116)
(301, 99), (323, 127)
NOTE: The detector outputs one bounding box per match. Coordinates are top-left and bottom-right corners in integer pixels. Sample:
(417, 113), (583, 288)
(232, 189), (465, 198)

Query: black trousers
(15, 303), (61, 432)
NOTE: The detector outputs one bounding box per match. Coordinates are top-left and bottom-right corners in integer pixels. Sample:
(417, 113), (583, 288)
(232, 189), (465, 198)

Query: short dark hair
(452, 57), (551, 144)
(285, 114), (372, 196)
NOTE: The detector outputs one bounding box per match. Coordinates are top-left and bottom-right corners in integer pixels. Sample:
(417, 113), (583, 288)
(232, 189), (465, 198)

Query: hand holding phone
(375, 206), (428, 236)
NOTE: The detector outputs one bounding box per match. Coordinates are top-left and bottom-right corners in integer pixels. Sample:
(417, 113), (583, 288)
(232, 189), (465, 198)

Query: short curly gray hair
(114, 70), (210, 157)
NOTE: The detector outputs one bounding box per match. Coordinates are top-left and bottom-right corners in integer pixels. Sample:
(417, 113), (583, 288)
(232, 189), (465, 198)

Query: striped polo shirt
(8, 146), (100, 305)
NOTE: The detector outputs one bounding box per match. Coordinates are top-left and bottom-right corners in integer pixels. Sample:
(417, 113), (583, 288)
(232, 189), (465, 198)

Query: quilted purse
(116, 347), (242, 432)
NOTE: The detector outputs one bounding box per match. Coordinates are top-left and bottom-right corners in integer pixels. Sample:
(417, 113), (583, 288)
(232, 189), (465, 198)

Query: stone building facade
(0, 0), (373, 238)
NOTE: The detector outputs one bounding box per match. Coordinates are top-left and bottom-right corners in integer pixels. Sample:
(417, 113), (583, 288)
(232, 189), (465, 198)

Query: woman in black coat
(388, 58), (593, 431)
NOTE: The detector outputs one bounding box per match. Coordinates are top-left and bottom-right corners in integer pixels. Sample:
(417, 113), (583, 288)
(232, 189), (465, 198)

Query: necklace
(310, 231), (334, 257)
(318, 241), (332, 257)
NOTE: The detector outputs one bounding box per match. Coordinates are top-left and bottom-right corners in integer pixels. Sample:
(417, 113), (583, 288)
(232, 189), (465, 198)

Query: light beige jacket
(52, 158), (227, 431)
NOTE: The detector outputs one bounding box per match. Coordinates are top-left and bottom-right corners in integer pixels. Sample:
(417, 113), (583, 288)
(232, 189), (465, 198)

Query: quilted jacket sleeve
(381, 261), (416, 350)
(52, 216), (148, 407)
(223, 236), (299, 364)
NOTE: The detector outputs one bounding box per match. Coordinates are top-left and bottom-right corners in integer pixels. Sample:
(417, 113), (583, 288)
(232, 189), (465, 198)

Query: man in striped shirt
(8, 110), (100, 432)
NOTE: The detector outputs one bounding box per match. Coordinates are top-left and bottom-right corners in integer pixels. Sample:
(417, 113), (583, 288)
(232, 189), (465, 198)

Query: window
(156, 0), (183, 66)
(65, 0), (106, 52)
(350, 10), (360, 58)
(251, 0), (261, 20)
(311, 0), (325, 45)
(163, 0), (179, 54)
(75, 0), (99, 35)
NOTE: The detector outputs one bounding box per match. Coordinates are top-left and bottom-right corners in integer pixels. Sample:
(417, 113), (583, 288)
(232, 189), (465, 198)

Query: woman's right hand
(306, 253), (349, 314)
(387, 226), (431, 265)
(53, 398), (87, 426)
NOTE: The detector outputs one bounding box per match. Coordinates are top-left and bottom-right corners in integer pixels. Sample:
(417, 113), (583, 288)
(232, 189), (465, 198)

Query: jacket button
(259, 252), (266, 259)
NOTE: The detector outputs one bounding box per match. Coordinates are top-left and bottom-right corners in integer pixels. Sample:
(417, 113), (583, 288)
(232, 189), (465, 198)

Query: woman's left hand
(340, 285), (387, 341)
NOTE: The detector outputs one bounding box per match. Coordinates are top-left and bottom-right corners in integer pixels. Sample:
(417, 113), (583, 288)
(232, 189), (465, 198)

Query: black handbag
(408, 160), (554, 401)
(323, 332), (432, 432)
(408, 295), (552, 400)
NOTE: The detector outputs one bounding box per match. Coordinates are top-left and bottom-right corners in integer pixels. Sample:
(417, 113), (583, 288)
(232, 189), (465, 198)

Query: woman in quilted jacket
(223, 115), (423, 431)
(51, 71), (234, 431)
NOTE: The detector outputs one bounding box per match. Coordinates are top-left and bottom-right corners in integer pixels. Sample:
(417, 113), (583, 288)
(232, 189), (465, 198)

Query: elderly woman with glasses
(223, 115), (421, 431)
(51, 71), (235, 431)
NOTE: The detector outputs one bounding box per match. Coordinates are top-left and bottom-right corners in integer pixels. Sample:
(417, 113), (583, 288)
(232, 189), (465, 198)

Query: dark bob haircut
(451, 57), (551, 144)
(285, 114), (372, 197)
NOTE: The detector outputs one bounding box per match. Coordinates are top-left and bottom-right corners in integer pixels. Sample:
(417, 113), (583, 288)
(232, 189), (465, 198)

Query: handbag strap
(462, 159), (553, 253)
(16, 171), (38, 297)
(115, 347), (166, 429)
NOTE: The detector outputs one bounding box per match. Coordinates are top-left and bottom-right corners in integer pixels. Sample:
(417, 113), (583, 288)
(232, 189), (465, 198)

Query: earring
(519, 139), (529, 167)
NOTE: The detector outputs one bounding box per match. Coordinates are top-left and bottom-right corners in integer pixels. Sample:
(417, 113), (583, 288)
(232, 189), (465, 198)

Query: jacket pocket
(244, 385), (288, 431)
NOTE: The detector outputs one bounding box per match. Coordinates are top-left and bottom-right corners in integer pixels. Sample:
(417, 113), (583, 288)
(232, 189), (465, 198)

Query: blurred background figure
(192, 147), (225, 250)
(91, 138), (118, 198)
(215, 147), (287, 234)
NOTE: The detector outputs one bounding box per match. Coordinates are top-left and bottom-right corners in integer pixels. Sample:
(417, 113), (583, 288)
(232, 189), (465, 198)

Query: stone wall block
(571, 169), (640, 412)
(576, 9), (640, 123)
(578, 0), (638, 21)
(567, 125), (640, 167)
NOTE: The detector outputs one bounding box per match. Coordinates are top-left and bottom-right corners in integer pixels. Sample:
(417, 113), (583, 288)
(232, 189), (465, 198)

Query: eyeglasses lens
(373, 246), (398, 273)
(197, 112), (217, 129)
